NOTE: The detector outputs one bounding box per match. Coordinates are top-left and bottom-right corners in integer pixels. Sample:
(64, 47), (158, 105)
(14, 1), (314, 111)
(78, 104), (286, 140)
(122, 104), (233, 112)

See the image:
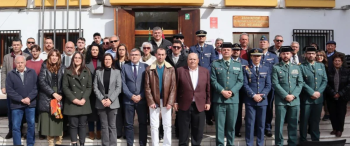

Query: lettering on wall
(232, 16), (269, 28)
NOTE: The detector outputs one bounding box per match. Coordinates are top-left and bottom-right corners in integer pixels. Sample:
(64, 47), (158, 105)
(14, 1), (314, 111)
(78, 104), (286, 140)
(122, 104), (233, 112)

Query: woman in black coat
(85, 43), (104, 140)
(38, 49), (65, 146)
(325, 53), (350, 137)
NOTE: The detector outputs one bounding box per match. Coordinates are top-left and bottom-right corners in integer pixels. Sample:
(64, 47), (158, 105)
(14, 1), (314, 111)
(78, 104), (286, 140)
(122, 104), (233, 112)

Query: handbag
(50, 99), (63, 119)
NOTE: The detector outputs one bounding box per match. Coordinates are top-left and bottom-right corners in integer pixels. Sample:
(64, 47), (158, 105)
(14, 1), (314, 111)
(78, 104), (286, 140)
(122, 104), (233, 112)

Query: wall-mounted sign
(210, 17), (218, 29)
(185, 13), (190, 20)
(233, 16), (269, 28)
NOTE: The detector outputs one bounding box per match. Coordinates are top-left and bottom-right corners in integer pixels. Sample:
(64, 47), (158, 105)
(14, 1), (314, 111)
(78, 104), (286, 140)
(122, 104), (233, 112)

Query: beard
(282, 57), (290, 62)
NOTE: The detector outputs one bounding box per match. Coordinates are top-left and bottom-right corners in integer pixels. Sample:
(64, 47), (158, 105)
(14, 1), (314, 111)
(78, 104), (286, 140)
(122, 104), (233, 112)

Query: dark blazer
(93, 68), (122, 109)
(165, 51), (188, 70)
(121, 62), (148, 105)
(325, 67), (350, 101)
(38, 61), (65, 112)
(62, 68), (92, 116)
(176, 66), (211, 112)
(149, 39), (172, 55)
(6, 68), (38, 109)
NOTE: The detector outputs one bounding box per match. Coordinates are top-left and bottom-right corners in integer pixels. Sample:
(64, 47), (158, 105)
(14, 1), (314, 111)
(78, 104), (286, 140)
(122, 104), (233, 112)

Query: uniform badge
(291, 69), (299, 74)
(298, 63), (301, 65)
(233, 67), (240, 71)
(318, 69), (322, 70)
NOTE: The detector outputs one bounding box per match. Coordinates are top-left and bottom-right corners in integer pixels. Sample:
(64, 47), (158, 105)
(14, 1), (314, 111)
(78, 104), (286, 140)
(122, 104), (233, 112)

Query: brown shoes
(330, 130), (336, 135)
(88, 132), (95, 140)
(96, 131), (101, 140)
(336, 131), (342, 137)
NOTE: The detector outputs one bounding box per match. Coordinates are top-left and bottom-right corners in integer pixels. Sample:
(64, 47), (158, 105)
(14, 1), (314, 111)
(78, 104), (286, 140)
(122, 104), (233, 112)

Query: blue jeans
(88, 121), (101, 132)
(12, 107), (36, 146)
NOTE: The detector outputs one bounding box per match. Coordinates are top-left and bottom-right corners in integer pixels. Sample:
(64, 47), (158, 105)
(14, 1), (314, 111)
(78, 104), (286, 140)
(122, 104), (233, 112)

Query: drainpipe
(41, 0), (45, 51)
(66, 0), (69, 42)
(54, 0), (57, 47)
(79, 0), (82, 37)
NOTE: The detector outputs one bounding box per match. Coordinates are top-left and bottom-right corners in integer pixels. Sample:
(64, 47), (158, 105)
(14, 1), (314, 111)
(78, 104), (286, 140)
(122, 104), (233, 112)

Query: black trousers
(116, 97), (125, 137)
(235, 95), (244, 135)
(178, 102), (205, 146)
(68, 115), (87, 143)
(327, 99), (348, 132)
(265, 90), (274, 131)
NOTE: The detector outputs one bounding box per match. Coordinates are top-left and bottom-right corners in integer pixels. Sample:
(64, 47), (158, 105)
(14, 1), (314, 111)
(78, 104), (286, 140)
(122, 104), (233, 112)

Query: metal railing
(38, 29), (83, 53)
(293, 29), (334, 54)
(0, 30), (21, 67)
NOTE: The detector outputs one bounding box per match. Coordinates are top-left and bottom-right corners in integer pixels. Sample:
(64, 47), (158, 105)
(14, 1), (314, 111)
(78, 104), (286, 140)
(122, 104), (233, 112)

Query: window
(293, 29), (334, 56)
(38, 29), (83, 53)
(233, 32), (269, 48)
(134, 11), (178, 48)
(0, 30), (21, 67)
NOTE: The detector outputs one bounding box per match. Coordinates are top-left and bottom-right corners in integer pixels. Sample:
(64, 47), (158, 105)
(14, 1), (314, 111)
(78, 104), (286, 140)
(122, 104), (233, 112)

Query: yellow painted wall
(0, 0), (27, 7)
(35, 0), (90, 7)
(110, 0), (204, 6)
(225, 0), (278, 7)
(285, 0), (335, 8)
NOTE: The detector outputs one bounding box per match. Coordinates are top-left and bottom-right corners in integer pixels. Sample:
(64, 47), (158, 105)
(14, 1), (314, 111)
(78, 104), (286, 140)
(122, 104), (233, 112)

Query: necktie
(292, 56), (296, 64)
(133, 65), (137, 79)
(262, 54), (265, 61)
(225, 61), (229, 67)
(256, 66), (259, 75)
(311, 64), (315, 72)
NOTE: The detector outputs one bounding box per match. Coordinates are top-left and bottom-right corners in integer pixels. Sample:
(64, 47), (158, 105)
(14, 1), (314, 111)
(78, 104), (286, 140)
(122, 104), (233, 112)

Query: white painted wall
(0, 7), (115, 50)
(200, 8), (350, 54)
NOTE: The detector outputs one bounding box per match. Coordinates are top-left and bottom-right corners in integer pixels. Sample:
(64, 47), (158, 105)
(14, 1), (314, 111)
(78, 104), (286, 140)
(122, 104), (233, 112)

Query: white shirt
(253, 64), (260, 73)
(189, 67), (199, 102)
(63, 55), (73, 67)
(290, 54), (299, 64)
(31, 58), (42, 62)
(172, 53), (181, 64)
(155, 39), (162, 47)
(39, 51), (49, 61)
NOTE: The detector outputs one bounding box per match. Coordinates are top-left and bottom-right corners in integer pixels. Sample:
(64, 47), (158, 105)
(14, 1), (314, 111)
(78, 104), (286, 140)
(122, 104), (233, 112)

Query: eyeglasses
(27, 42), (35, 44)
(103, 42), (109, 45)
(110, 40), (119, 43)
(130, 54), (140, 56)
(275, 40), (283, 42)
(143, 47), (151, 50)
(172, 46), (182, 49)
(316, 55), (323, 57)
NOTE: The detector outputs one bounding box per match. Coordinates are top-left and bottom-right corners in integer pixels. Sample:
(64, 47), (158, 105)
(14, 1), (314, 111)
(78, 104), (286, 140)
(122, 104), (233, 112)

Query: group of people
(1, 26), (349, 146)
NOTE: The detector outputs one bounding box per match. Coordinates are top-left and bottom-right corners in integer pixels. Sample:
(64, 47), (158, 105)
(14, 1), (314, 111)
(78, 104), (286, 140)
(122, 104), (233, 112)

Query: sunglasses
(110, 40), (119, 43)
(175, 37), (184, 40)
(143, 47), (151, 50)
(197, 36), (206, 38)
(172, 46), (182, 49)
(103, 42), (109, 45)
(275, 40), (283, 42)
(27, 42), (35, 44)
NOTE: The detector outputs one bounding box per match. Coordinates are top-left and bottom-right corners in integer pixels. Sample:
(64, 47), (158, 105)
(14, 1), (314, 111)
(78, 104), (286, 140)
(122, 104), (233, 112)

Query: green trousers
(275, 105), (300, 146)
(214, 103), (238, 146)
(299, 103), (322, 142)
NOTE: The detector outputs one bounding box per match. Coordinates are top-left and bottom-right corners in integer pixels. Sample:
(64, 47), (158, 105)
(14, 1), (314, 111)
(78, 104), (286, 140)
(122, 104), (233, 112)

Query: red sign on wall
(210, 17), (218, 29)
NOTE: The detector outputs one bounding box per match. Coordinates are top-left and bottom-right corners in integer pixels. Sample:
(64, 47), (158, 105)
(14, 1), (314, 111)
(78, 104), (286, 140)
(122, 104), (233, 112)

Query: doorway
(233, 32), (269, 48)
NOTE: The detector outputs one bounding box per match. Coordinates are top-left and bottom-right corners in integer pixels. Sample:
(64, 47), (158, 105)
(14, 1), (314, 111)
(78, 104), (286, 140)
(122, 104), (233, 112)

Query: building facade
(0, 0), (349, 67)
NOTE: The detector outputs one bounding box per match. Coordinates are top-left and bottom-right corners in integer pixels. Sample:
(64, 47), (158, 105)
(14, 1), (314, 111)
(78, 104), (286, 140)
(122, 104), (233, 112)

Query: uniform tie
(225, 61), (229, 67)
(133, 65), (137, 79)
(256, 66), (259, 75)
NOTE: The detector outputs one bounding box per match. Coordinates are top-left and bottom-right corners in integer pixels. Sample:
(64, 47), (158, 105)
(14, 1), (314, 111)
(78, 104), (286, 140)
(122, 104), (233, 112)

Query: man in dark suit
(149, 26), (172, 55)
(121, 48), (149, 146)
(290, 41), (304, 64)
(174, 53), (211, 146)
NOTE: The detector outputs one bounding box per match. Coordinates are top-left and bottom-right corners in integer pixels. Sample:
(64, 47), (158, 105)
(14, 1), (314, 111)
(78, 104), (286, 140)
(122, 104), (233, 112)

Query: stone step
(0, 129), (348, 146)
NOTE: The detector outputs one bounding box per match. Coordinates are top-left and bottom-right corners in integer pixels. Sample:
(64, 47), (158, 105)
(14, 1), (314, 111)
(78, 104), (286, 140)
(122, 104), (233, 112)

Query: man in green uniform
(299, 46), (327, 142)
(211, 42), (244, 146)
(272, 46), (304, 146)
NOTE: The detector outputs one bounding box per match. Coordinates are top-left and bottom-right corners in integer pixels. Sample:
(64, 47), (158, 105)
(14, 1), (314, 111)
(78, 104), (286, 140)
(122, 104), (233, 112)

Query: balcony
(225, 0), (278, 7)
(285, 0), (335, 8)
(110, 0), (204, 6)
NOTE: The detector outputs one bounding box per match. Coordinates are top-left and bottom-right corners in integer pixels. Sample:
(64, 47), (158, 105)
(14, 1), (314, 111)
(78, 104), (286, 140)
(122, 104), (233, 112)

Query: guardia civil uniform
(189, 30), (218, 72)
(299, 46), (328, 142)
(211, 42), (244, 146)
(243, 49), (271, 146)
(258, 36), (279, 136)
(272, 46), (304, 146)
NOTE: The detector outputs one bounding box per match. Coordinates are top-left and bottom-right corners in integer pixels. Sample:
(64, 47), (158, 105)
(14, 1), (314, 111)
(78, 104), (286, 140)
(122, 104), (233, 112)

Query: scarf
(50, 99), (63, 119)
(142, 54), (151, 62)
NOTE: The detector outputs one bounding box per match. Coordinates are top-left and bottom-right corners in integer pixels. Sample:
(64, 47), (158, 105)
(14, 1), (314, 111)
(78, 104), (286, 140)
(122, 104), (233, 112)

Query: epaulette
(298, 63), (301, 66)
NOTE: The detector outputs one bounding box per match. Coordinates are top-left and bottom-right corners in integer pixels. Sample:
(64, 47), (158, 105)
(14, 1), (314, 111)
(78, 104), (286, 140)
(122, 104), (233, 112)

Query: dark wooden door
(178, 9), (200, 47)
(117, 9), (135, 53)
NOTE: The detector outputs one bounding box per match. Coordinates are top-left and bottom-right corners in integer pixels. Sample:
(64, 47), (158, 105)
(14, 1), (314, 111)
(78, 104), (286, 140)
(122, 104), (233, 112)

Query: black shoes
(235, 133), (242, 137)
(265, 130), (273, 137)
(5, 131), (12, 139)
(322, 115), (330, 121)
(206, 120), (214, 126)
(71, 143), (78, 146)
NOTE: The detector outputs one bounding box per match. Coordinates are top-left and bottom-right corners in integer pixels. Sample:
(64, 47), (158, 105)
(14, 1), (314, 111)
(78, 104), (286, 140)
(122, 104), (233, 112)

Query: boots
(71, 143), (78, 146)
(55, 136), (63, 145)
(88, 132), (95, 140)
(47, 136), (55, 146)
(80, 143), (85, 146)
(96, 131), (101, 140)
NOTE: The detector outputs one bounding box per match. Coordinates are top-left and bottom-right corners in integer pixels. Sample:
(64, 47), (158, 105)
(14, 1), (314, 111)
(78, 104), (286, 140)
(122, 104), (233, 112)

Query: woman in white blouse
(140, 42), (156, 66)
